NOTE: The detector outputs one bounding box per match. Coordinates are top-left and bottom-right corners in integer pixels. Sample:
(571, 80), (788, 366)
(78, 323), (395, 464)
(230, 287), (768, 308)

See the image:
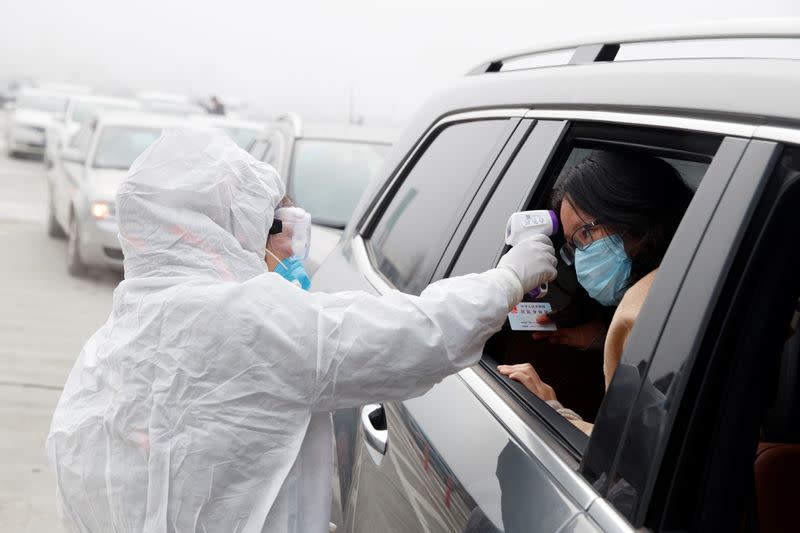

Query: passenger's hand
(497, 363), (557, 402)
(532, 317), (605, 350)
(497, 235), (558, 295)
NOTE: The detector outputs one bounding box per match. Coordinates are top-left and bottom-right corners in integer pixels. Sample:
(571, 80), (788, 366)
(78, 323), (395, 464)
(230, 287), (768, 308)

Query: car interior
(750, 155), (800, 531)
(480, 123), (719, 454)
(753, 296), (800, 533)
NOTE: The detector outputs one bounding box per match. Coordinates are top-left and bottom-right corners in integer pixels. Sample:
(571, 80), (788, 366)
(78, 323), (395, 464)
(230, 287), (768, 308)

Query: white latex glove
(497, 234), (558, 295)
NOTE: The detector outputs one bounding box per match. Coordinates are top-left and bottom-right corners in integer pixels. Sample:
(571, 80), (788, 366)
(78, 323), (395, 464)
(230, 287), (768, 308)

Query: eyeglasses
(560, 219), (601, 266)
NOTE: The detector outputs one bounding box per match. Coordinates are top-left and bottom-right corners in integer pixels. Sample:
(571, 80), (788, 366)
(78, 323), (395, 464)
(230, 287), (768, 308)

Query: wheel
(46, 187), (66, 239)
(67, 216), (87, 277)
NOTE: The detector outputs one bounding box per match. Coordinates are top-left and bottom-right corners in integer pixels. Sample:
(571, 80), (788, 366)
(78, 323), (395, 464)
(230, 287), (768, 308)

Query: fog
(1, 0), (798, 125)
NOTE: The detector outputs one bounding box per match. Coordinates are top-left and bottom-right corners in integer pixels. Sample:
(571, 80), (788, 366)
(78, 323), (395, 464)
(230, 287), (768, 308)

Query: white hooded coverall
(46, 129), (537, 532)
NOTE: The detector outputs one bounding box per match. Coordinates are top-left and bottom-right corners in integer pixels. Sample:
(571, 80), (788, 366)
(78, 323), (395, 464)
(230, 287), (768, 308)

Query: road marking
(0, 380), (62, 392)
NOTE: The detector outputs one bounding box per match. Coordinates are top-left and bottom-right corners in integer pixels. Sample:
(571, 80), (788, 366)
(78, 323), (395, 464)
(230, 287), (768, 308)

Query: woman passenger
(498, 150), (693, 433)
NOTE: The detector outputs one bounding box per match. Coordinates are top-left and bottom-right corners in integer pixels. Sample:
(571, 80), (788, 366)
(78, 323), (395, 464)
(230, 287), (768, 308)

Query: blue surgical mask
(268, 251), (311, 291)
(574, 234), (632, 306)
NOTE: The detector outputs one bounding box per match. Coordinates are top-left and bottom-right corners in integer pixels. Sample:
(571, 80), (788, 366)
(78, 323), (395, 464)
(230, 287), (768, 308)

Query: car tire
(67, 216), (87, 277)
(47, 188), (66, 239)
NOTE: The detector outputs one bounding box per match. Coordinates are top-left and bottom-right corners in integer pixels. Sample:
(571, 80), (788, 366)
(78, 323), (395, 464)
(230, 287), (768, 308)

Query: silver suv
(313, 24), (800, 533)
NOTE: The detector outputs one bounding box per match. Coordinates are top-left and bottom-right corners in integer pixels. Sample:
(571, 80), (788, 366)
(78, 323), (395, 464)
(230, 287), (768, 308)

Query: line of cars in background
(1, 82), (397, 278)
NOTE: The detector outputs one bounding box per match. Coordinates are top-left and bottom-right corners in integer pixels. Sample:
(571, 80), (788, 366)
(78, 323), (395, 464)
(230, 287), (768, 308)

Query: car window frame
(248, 138), (271, 162)
(68, 123), (90, 151)
(596, 139), (784, 527)
(358, 109), (528, 292)
(273, 127), (293, 179)
(431, 119), (566, 281)
(83, 123), (102, 169)
(264, 130), (284, 169)
(438, 118), (732, 453)
(433, 111), (764, 530)
(347, 108), (777, 532)
(74, 119), (99, 163)
(649, 146), (800, 531)
(359, 109), (529, 237)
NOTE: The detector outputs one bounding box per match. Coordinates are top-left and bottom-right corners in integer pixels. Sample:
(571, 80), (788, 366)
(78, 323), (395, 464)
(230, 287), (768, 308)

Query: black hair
(552, 149), (694, 285)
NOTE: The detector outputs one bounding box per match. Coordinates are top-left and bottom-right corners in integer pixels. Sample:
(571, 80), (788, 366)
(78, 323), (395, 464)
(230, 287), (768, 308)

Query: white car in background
(45, 94), (141, 167)
(47, 112), (192, 275)
(4, 88), (69, 158)
(247, 114), (396, 274)
(0, 77), (34, 106)
(136, 91), (206, 117)
(190, 115), (264, 149)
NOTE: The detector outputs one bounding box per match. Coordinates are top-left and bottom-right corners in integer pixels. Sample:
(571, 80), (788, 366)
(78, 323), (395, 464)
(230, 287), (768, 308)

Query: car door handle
(361, 403), (388, 455)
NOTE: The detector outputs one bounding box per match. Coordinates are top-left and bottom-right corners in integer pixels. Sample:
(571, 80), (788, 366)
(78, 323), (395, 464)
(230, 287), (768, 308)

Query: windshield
(222, 127), (259, 149)
(289, 139), (389, 228)
(16, 93), (67, 113)
(92, 126), (162, 170)
(71, 101), (137, 124)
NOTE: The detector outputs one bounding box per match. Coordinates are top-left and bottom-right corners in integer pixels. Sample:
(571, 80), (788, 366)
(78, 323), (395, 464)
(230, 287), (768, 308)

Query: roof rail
(467, 19), (800, 75)
(466, 43), (623, 75)
(277, 112), (303, 137)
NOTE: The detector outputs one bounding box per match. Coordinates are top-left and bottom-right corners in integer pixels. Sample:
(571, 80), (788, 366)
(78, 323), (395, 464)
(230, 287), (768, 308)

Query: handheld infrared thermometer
(505, 210), (559, 298)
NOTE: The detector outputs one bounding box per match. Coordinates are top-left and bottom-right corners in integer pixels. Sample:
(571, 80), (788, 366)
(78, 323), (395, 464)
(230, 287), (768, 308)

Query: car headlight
(90, 202), (114, 220)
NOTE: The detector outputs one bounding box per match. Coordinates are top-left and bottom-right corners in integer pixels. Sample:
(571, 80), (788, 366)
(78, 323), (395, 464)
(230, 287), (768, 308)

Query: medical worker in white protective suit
(46, 128), (558, 533)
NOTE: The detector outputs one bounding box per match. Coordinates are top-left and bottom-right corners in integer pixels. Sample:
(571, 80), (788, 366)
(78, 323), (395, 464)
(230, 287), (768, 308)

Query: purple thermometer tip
(548, 210), (559, 235)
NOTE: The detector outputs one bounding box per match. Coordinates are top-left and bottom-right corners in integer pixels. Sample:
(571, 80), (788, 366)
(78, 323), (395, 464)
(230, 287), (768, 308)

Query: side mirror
(62, 147), (84, 164)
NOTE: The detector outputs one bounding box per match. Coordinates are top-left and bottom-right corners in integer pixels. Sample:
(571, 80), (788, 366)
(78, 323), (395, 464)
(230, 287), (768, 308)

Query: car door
(591, 137), (800, 532)
(337, 114), (585, 532)
(338, 110), (755, 532)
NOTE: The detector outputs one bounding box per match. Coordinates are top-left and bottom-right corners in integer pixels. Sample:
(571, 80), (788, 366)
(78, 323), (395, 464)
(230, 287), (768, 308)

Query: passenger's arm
(496, 363), (557, 401)
(603, 270), (657, 388)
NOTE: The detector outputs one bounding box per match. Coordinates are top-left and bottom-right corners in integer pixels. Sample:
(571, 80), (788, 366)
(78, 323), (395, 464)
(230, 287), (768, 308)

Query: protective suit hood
(117, 128), (284, 281)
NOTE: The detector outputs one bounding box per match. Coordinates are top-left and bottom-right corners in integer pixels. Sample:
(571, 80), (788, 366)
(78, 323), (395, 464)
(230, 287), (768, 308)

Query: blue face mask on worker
(574, 234), (632, 306)
(267, 208), (312, 291)
(271, 254), (311, 291)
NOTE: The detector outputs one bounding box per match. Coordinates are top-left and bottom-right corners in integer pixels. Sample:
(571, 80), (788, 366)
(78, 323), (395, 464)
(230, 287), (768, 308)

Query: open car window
(449, 120), (724, 460)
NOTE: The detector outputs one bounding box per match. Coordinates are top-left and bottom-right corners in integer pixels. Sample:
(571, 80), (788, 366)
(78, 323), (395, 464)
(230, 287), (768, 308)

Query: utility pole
(348, 83), (364, 125)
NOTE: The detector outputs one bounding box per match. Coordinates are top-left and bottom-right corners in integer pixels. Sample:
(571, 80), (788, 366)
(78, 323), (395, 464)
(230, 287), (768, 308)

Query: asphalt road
(0, 113), (119, 531)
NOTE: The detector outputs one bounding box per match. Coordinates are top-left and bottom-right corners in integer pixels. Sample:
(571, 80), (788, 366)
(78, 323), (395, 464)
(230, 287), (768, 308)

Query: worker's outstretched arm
(305, 235), (557, 411)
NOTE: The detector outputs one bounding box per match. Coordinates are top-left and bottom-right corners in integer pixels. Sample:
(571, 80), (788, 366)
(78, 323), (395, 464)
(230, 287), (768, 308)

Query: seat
(753, 307), (800, 533)
(754, 442), (800, 533)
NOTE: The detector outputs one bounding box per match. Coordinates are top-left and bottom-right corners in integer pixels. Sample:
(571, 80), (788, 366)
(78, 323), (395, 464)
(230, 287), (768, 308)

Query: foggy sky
(1, 0), (797, 126)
